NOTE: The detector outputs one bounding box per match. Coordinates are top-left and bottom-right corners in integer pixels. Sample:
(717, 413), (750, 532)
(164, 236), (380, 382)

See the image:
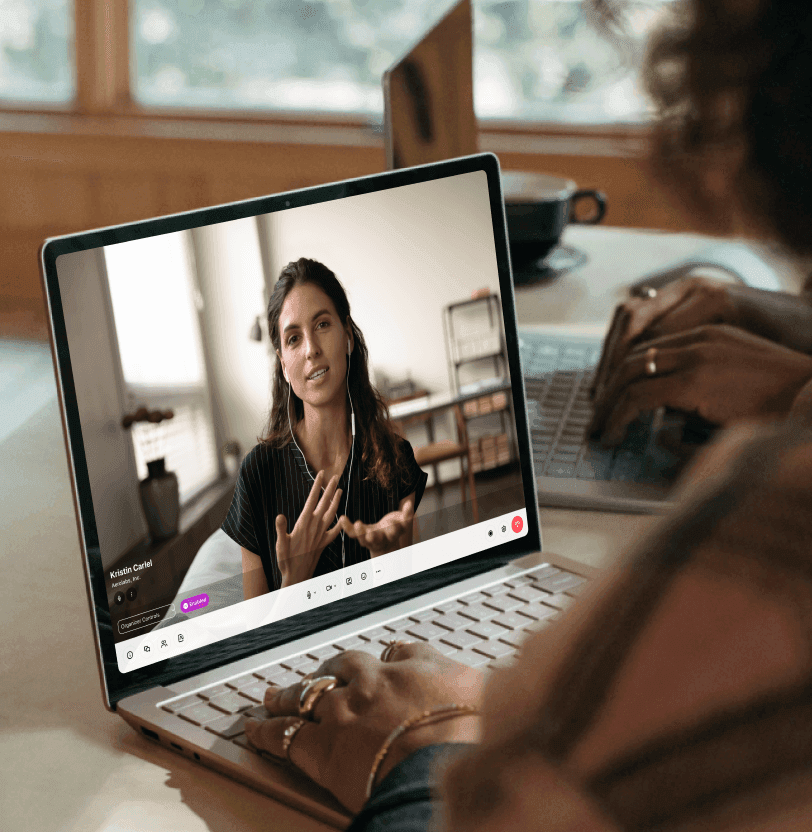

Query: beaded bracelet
(365, 703), (480, 799)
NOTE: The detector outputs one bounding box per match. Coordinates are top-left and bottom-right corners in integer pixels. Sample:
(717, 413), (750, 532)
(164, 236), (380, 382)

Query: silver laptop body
(41, 154), (591, 826)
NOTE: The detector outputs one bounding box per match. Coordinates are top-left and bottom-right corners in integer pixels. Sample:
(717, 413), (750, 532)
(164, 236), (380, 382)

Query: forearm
(731, 286), (812, 353)
(398, 521), (413, 551)
(243, 570), (269, 599)
(241, 547), (270, 599)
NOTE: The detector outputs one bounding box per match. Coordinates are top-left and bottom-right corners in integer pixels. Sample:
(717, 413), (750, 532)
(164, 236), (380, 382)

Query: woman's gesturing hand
(277, 471), (343, 587)
(244, 642), (484, 814)
(590, 324), (812, 445)
(338, 499), (414, 558)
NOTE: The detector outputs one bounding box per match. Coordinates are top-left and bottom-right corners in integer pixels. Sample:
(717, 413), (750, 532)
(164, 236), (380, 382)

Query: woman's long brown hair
(261, 257), (405, 491)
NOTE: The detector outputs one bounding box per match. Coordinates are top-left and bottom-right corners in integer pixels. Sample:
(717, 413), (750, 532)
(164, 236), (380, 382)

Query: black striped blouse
(221, 437), (427, 591)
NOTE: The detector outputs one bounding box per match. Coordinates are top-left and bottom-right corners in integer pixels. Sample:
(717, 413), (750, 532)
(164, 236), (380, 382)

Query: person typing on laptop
(243, 417), (812, 831)
(239, 0), (812, 828)
(41, 0), (812, 817)
(222, 258), (427, 599)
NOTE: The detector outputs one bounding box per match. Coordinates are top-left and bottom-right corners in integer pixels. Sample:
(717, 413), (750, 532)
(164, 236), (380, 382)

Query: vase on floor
(139, 457), (179, 541)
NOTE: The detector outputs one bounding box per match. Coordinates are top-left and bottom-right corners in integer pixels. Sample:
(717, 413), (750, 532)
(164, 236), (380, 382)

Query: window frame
(1, 0), (651, 157)
(102, 229), (224, 507)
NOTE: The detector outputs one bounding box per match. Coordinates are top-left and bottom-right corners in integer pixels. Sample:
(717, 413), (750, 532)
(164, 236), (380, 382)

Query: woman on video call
(221, 257), (427, 599)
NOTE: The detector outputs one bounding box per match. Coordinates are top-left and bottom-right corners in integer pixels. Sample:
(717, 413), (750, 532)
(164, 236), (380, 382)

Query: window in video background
(105, 233), (219, 503)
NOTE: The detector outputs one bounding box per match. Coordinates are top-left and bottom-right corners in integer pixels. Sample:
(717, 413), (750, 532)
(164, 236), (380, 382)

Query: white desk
(1, 226), (802, 832)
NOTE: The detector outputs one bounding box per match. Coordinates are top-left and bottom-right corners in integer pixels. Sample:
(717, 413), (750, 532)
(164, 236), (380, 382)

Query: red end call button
(511, 516), (523, 533)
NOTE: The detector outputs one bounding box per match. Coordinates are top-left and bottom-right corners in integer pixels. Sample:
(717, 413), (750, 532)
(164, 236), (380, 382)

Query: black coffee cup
(502, 172), (607, 283)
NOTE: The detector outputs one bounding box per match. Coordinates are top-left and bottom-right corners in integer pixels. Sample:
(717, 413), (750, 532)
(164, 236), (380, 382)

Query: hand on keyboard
(590, 324), (812, 446)
(244, 641), (484, 814)
(592, 276), (812, 399)
(592, 277), (738, 398)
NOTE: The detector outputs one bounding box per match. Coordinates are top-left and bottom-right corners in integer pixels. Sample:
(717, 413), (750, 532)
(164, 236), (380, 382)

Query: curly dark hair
(261, 257), (405, 491)
(633, 0), (812, 258)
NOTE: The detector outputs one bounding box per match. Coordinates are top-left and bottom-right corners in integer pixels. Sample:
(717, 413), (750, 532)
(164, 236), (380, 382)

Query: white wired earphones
(285, 336), (355, 568)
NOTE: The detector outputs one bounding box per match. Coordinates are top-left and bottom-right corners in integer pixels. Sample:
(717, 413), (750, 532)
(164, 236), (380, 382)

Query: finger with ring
(245, 714), (317, 768)
(645, 346), (658, 376)
(282, 718), (307, 763)
(265, 673), (319, 715)
(298, 675), (339, 720)
(380, 640), (412, 663)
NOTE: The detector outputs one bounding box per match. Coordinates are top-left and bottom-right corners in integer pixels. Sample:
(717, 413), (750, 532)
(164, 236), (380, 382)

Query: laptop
(382, 0), (786, 514)
(41, 153), (594, 826)
(382, 0), (477, 170)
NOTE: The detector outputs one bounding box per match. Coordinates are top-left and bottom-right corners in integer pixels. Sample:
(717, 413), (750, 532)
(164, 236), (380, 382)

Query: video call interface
(55, 170), (529, 672)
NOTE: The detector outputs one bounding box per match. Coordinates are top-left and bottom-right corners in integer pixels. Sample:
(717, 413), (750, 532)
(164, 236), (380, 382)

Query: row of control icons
(487, 515), (524, 538)
(125, 631), (185, 660)
(114, 587), (138, 604)
(306, 565), (382, 601)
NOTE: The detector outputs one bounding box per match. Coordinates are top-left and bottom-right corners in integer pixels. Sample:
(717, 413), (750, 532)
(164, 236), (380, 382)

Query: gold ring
(380, 640), (412, 663)
(297, 675), (339, 719)
(645, 346), (658, 376)
(282, 718), (306, 763)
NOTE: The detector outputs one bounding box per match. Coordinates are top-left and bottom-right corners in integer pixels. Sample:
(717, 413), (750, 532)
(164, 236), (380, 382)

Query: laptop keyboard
(159, 563), (586, 756)
(519, 330), (680, 485)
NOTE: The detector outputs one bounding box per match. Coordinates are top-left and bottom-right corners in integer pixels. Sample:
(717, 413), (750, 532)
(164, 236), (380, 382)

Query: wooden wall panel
(0, 130), (386, 340)
(159, 175), (210, 217)
(1, 168), (95, 229)
(0, 229), (49, 341)
(0, 125), (689, 341)
(94, 174), (163, 225)
(205, 173), (279, 208)
(0, 231), (52, 298)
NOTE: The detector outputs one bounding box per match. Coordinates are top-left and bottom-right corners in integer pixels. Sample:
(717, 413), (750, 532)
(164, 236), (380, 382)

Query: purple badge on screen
(181, 593), (209, 612)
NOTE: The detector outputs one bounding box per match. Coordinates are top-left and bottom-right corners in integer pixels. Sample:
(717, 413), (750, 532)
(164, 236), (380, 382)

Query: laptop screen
(42, 155), (539, 703)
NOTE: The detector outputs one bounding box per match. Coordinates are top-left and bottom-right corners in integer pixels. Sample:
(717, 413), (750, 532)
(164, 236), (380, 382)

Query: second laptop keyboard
(519, 330), (681, 485)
